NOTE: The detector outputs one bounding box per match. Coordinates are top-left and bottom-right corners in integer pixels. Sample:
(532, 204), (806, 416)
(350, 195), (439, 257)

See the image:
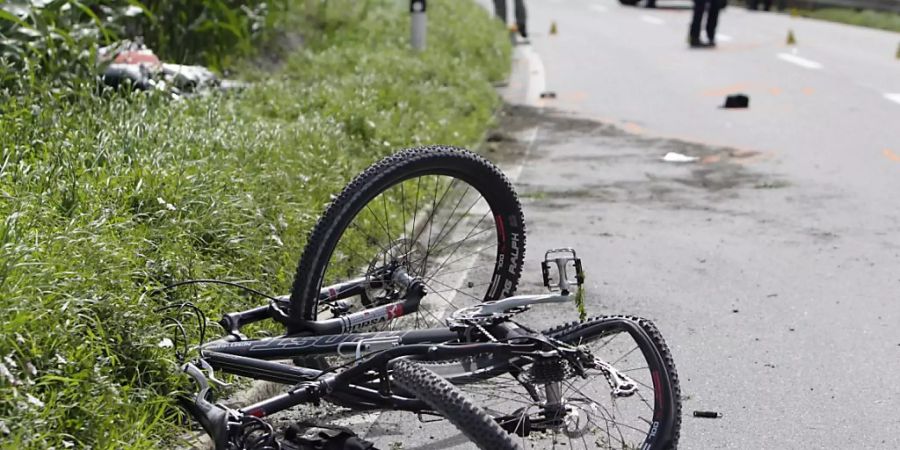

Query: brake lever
(182, 362), (235, 450)
(199, 358), (232, 388)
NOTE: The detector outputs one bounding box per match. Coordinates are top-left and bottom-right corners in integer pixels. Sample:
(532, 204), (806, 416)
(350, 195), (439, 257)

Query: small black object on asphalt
(693, 410), (722, 419)
(486, 131), (511, 142)
(540, 91), (557, 99)
(722, 94), (749, 109)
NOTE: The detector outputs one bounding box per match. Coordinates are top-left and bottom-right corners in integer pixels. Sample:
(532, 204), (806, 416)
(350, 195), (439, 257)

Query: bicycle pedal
(541, 248), (584, 294)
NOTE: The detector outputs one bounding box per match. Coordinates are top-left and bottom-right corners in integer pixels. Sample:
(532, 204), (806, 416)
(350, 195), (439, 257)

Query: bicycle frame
(183, 250), (585, 447)
(190, 275), (575, 404)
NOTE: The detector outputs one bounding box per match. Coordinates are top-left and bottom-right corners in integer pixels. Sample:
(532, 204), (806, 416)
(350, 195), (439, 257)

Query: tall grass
(0, 0), (511, 448)
(796, 7), (900, 33)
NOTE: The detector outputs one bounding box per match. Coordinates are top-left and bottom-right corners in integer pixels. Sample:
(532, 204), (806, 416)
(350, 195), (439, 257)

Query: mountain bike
(174, 146), (682, 449)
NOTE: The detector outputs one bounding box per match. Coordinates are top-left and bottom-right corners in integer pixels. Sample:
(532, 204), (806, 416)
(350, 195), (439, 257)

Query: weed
(0, 1), (511, 447)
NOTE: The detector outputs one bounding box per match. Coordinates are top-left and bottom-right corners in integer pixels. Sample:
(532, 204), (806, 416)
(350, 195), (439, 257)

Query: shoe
(518, 26), (528, 39)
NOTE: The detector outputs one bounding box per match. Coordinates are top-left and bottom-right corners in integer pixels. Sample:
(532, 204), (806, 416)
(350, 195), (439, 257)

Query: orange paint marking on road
(883, 149), (900, 162)
(769, 87), (783, 96)
(623, 122), (643, 134)
(801, 87), (815, 95)
(713, 42), (767, 52)
(587, 115), (617, 125)
(560, 91), (588, 103)
(702, 83), (751, 97)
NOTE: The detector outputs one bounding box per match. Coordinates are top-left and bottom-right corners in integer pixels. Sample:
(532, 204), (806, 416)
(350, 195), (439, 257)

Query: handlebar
(180, 363), (232, 450)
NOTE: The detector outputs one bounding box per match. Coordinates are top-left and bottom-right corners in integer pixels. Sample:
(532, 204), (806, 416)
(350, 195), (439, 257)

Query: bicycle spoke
(426, 225), (495, 261)
(420, 177), (458, 273)
(364, 203), (394, 249)
(423, 209), (491, 281)
(427, 184), (472, 253)
(561, 379), (647, 442)
(423, 277), (483, 303)
(611, 345), (640, 366)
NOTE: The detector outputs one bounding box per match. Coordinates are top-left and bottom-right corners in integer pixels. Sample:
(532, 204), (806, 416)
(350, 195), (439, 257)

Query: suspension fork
(215, 267), (425, 339)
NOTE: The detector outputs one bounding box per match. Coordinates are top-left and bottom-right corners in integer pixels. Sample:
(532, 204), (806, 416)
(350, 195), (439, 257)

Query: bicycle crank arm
(470, 292), (573, 315)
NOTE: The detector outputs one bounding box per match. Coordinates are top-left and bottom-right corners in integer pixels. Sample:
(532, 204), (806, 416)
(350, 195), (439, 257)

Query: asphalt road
(240, 3), (899, 449)
(484, 0), (900, 448)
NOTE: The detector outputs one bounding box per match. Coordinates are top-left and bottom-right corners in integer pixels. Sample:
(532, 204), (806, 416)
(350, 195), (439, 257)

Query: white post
(410, 0), (427, 51)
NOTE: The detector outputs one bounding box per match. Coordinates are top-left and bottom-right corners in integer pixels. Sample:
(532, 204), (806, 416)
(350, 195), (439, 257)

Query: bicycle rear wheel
(418, 316), (681, 449)
(288, 146), (525, 333)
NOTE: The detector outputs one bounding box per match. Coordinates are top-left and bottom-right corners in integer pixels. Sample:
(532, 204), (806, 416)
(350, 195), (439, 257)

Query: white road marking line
(506, 127), (540, 182)
(641, 15), (664, 25)
(590, 4), (609, 12)
(777, 53), (823, 70)
(884, 93), (900, 105)
(717, 34), (733, 42)
(519, 45), (547, 107)
(504, 44), (544, 182)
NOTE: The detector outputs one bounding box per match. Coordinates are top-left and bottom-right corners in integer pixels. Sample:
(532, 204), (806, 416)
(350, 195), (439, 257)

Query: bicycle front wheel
(391, 359), (522, 450)
(288, 146), (526, 332)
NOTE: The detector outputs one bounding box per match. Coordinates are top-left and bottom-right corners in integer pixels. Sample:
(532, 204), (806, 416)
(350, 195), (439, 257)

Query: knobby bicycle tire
(390, 359), (522, 450)
(288, 146), (526, 333)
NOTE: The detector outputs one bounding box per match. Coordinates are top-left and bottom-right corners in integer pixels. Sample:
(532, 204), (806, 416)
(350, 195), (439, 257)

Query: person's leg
(514, 0), (527, 37)
(493, 0), (507, 23)
(706, 0), (720, 44)
(689, 0), (704, 44)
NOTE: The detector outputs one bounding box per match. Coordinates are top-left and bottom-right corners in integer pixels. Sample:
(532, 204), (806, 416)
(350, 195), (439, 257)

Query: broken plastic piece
(662, 152), (699, 163)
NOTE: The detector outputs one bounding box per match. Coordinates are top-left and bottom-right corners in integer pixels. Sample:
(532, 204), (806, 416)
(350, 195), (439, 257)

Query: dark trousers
(493, 0), (527, 34)
(689, 0), (720, 42)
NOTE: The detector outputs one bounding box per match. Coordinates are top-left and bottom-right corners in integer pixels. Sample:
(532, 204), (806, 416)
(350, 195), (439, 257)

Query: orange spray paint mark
(623, 122), (643, 134)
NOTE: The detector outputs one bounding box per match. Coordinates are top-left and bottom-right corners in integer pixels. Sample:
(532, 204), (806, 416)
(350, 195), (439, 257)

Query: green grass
(795, 7), (900, 33)
(0, 0), (511, 448)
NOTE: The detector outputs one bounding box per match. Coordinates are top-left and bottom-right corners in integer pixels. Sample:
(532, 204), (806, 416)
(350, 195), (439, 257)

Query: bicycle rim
(290, 147), (525, 332)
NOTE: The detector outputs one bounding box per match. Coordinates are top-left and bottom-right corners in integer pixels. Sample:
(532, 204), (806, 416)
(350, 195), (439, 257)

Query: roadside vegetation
(794, 7), (900, 33)
(0, 0), (511, 448)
